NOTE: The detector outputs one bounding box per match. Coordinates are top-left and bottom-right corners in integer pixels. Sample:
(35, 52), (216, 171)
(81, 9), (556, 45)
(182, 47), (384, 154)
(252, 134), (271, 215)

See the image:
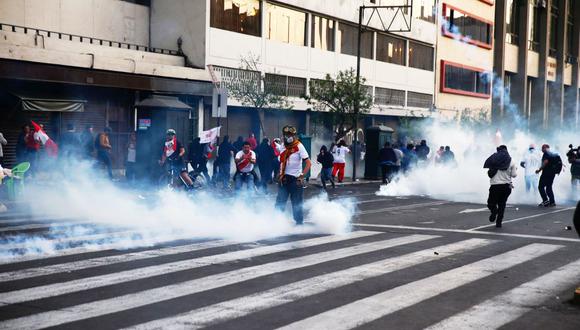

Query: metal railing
(0, 22), (178, 55)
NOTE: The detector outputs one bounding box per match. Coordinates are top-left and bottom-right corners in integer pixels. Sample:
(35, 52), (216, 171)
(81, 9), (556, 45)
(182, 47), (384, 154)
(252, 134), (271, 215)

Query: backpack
(550, 154), (563, 174)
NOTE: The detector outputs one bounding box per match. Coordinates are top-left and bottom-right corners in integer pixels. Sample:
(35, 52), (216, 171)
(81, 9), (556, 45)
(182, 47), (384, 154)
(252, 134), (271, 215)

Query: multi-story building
(0, 0), (213, 169)
(434, 0), (496, 120)
(494, 0), (579, 129)
(151, 0), (438, 141)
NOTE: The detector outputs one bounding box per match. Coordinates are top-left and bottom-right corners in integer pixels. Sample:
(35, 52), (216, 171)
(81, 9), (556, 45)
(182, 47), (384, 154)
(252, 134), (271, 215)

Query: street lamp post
(352, 3), (413, 181)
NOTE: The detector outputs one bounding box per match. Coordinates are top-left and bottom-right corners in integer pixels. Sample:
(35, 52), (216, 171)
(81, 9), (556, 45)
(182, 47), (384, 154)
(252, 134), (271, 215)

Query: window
(214, 66), (260, 92)
(441, 61), (491, 98)
(549, 2), (559, 57)
(375, 87), (405, 106)
(409, 41), (434, 71)
(528, 2), (541, 51)
(265, 74), (306, 97)
(338, 23), (373, 59)
(210, 0), (261, 37)
(311, 15), (335, 51)
(566, 0), (574, 58)
(506, 0), (520, 44)
(265, 3), (307, 46)
(407, 92), (433, 108)
(377, 34), (406, 65)
(416, 0), (436, 23)
(442, 4), (493, 48)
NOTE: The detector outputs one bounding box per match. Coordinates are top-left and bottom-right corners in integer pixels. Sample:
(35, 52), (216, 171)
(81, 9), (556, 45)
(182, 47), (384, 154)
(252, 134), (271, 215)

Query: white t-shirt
(522, 150), (541, 176)
(282, 143), (309, 177)
(333, 146), (350, 164)
(235, 150), (256, 173)
(394, 148), (404, 166)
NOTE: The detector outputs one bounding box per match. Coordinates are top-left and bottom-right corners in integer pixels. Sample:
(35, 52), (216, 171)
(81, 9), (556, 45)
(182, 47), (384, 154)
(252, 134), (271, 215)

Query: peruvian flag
(31, 121), (58, 157)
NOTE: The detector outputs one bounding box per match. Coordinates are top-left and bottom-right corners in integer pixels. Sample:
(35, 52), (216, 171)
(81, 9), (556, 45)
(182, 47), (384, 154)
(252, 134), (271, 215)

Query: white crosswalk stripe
(0, 231), (382, 305)
(128, 238), (495, 330)
(426, 258), (580, 330)
(0, 233), (435, 329)
(0, 227), (578, 330)
(0, 239), (231, 282)
(277, 243), (563, 330)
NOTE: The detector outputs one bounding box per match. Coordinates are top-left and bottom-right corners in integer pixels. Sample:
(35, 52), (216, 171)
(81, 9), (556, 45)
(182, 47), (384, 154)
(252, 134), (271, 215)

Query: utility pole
(352, 2), (413, 181)
(353, 6), (365, 181)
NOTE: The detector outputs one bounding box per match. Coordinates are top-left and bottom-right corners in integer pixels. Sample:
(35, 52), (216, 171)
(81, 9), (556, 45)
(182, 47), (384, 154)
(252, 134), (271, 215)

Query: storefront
(0, 59), (213, 169)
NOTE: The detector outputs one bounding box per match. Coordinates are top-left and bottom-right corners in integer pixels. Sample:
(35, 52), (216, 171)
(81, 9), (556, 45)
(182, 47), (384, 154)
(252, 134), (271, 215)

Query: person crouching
(484, 145), (518, 228)
(234, 141), (258, 191)
(275, 126), (311, 225)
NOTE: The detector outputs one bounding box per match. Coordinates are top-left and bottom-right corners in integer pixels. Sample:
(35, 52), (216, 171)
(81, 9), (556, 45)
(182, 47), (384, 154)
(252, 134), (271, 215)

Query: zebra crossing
(0, 218), (579, 329)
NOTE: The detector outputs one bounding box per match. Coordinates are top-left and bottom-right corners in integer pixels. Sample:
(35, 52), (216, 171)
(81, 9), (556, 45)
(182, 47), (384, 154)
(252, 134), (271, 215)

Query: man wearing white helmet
(160, 129), (194, 188)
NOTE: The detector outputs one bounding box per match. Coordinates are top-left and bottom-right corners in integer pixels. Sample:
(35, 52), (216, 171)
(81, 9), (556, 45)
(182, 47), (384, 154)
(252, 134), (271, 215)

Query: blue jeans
(97, 150), (113, 179)
(276, 175), (304, 224)
(321, 168), (333, 186)
(235, 171), (255, 191)
(525, 175), (537, 192)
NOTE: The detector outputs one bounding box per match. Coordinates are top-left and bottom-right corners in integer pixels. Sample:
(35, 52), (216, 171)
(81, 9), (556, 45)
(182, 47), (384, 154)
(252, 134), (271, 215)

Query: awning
(135, 95), (192, 109)
(16, 95), (86, 112)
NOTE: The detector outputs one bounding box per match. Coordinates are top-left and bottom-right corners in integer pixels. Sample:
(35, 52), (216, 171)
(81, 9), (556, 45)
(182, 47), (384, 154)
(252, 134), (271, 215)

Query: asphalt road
(0, 182), (578, 329)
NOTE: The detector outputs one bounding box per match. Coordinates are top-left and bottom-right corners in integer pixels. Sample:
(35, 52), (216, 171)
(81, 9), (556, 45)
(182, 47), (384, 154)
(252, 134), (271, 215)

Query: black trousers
(487, 184), (512, 223)
(380, 165), (398, 183)
(538, 172), (556, 204)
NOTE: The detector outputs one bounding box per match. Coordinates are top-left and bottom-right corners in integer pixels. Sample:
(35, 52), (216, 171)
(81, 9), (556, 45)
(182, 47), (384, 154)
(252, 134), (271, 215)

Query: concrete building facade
(493, 0), (580, 130)
(434, 0), (496, 120)
(150, 0), (439, 141)
(0, 0), (213, 169)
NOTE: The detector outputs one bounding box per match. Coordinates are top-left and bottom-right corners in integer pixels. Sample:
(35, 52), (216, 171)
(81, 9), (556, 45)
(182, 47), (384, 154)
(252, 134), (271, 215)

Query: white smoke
(377, 121), (579, 205)
(0, 161), (356, 261)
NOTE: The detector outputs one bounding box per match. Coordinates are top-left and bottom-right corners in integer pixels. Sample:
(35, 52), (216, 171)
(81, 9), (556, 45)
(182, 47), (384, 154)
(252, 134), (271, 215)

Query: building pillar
(548, 0), (567, 127)
(511, 0), (530, 126)
(565, 0), (580, 128)
(493, 0), (508, 122)
(530, 2), (550, 130)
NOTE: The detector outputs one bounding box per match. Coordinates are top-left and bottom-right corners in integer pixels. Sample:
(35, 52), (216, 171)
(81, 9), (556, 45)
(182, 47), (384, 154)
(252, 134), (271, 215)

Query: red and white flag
(199, 126), (221, 144)
(31, 120), (58, 157)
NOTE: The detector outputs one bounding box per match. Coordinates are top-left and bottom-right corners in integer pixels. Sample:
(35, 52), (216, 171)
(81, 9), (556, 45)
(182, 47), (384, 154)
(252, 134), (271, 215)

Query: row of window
(507, 0), (575, 59)
(261, 62), (492, 101)
(216, 66), (433, 107)
(441, 61), (491, 98)
(210, 0), (434, 71)
(442, 4), (493, 49)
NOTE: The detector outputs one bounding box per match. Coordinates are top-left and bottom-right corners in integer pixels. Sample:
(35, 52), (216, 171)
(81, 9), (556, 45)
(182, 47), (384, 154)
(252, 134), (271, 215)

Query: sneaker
(538, 201), (550, 207)
(489, 213), (497, 222)
(547, 203), (556, 207)
(495, 222), (502, 228)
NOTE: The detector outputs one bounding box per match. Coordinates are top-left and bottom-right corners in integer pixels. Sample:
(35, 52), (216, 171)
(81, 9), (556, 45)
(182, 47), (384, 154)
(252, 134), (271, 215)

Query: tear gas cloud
(0, 161), (355, 262)
(377, 120), (579, 205)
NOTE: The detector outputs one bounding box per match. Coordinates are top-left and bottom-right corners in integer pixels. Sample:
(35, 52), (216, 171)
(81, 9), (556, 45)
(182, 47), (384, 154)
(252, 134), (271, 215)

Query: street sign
(212, 87), (228, 118)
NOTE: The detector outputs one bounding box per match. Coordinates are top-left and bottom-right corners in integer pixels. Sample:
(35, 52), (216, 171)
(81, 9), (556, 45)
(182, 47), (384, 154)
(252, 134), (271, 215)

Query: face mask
(284, 136), (294, 144)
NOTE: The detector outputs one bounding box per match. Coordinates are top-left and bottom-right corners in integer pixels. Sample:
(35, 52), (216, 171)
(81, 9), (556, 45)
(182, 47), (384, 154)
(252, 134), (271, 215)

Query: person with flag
(30, 121), (58, 158)
(275, 125), (311, 225)
(160, 129), (194, 188)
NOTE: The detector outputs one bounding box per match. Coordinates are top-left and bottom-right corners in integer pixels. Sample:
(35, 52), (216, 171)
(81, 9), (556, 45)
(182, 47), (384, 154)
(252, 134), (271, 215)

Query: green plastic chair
(5, 162), (30, 200)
